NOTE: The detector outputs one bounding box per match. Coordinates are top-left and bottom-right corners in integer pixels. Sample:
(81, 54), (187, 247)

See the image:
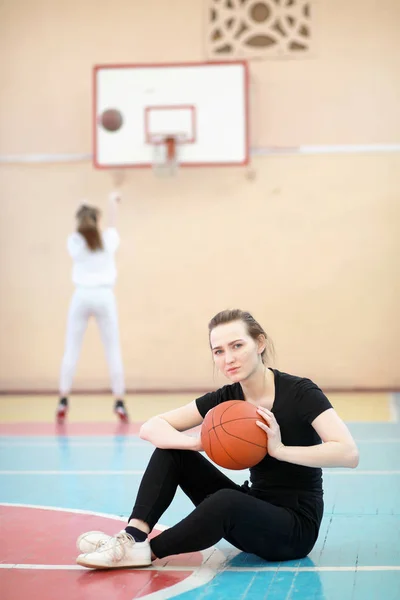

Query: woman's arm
(107, 191), (120, 228)
(139, 400), (204, 451)
(257, 407), (359, 468)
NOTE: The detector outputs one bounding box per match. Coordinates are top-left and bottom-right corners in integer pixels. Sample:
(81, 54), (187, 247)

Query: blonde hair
(76, 205), (103, 251)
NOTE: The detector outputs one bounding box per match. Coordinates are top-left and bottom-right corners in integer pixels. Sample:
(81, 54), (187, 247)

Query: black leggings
(129, 448), (321, 561)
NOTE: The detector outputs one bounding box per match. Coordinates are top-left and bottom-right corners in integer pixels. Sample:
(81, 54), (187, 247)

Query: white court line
(0, 502), (129, 519)
(0, 563), (215, 572)
(0, 470), (145, 475)
(355, 439), (400, 444)
(323, 470), (400, 476)
(1, 438), (399, 447)
(0, 502), (226, 600)
(217, 566), (400, 572)
(1, 470), (400, 476)
(0, 441), (149, 447)
(0, 563), (399, 572)
(1, 503), (399, 600)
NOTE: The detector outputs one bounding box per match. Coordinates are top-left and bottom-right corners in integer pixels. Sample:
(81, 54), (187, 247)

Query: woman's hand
(109, 191), (121, 203)
(107, 191), (120, 227)
(256, 407), (285, 460)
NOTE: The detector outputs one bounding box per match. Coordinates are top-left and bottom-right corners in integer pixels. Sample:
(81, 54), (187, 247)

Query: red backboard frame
(93, 60), (249, 169)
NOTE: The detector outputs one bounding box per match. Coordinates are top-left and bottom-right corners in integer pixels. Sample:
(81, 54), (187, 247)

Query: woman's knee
(151, 448), (185, 459)
(149, 447), (194, 468)
(149, 448), (213, 477)
(203, 488), (245, 514)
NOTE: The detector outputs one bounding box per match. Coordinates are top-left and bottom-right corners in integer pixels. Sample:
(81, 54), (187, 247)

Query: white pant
(59, 287), (125, 397)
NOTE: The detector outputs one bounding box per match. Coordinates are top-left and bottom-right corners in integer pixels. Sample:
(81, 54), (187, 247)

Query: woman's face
(210, 320), (264, 383)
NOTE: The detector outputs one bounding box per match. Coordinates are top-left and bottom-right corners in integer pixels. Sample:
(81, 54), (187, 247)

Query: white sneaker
(76, 532), (152, 569)
(76, 530), (114, 553)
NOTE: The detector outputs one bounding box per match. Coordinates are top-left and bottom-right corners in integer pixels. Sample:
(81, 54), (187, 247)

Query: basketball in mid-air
(99, 108), (123, 132)
(201, 400), (268, 470)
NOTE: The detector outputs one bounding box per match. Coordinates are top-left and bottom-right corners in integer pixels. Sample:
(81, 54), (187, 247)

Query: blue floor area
(173, 570), (400, 600)
(1, 434), (400, 471)
(1, 421), (400, 599)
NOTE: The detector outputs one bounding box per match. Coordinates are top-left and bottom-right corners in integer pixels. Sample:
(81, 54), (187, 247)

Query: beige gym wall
(0, 0), (399, 391)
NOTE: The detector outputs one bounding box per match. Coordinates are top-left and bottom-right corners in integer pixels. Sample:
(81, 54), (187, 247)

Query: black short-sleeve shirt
(195, 369), (332, 498)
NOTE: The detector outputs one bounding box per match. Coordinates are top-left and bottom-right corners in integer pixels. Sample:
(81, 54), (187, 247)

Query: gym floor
(1, 392), (399, 600)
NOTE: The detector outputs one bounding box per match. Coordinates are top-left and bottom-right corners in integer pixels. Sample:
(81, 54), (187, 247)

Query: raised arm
(139, 400), (204, 451)
(107, 191), (120, 228)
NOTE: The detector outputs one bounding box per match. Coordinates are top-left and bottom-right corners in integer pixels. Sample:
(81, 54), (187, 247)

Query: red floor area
(0, 505), (204, 599)
(0, 422), (142, 436)
(2, 568), (193, 600)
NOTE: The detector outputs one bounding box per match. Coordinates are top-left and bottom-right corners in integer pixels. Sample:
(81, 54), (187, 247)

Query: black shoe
(56, 397), (68, 422)
(114, 400), (129, 423)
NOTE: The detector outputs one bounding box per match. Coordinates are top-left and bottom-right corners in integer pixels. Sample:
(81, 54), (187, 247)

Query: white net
(150, 135), (182, 177)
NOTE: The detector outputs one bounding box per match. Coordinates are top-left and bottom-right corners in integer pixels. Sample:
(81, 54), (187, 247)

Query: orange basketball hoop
(165, 136), (176, 163)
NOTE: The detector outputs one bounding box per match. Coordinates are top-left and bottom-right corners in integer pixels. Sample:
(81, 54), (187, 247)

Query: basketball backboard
(93, 61), (249, 169)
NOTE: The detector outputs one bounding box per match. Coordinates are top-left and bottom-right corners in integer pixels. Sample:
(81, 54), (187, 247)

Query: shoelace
(98, 532), (135, 563)
(94, 538), (109, 551)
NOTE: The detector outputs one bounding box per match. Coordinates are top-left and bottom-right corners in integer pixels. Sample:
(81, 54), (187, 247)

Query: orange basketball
(201, 400), (268, 470)
(100, 108), (123, 132)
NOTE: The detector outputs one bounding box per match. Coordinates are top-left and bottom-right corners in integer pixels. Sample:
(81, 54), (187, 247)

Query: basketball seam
(219, 416), (261, 425)
(219, 401), (243, 422)
(208, 430), (217, 464)
(214, 402), (244, 467)
(207, 422), (267, 448)
(212, 419), (244, 468)
(219, 401), (264, 428)
(216, 423), (267, 449)
(210, 402), (267, 448)
(204, 400), (267, 468)
(208, 406), (217, 463)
